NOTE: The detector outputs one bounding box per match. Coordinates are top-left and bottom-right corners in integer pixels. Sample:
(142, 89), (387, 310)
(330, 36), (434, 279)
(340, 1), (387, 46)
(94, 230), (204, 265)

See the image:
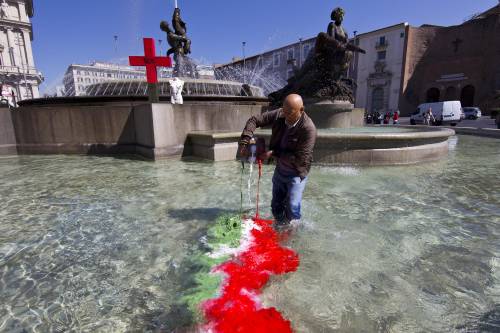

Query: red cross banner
(129, 38), (172, 84)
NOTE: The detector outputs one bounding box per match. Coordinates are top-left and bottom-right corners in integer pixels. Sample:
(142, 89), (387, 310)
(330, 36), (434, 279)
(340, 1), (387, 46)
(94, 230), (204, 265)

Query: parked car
(462, 107), (482, 120)
(410, 101), (462, 126)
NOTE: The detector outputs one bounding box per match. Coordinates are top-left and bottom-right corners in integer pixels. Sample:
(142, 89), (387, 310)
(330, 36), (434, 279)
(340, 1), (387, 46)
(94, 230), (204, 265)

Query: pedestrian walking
(424, 107), (435, 126)
(393, 110), (399, 125)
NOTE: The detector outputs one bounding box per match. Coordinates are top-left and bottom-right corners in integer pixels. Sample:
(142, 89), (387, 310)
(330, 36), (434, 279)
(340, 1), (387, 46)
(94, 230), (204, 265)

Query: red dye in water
(202, 218), (300, 333)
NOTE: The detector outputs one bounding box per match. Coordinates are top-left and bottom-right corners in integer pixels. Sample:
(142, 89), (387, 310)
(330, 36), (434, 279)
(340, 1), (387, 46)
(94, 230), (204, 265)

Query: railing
(0, 65), (38, 74)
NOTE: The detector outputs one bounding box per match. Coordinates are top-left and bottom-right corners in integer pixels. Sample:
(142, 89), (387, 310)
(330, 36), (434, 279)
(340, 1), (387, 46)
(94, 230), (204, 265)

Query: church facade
(399, 5), (500, 116)
(0, 0), (42, 104)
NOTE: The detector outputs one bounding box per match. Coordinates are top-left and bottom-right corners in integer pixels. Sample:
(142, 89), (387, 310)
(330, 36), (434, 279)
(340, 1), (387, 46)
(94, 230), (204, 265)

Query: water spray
(255, 158), (263, 219)
(239, 137), (266, 219)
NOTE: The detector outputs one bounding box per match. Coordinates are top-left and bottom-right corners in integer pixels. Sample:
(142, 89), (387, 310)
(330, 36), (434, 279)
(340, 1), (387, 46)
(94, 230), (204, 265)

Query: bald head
(282, 94), (304, 125)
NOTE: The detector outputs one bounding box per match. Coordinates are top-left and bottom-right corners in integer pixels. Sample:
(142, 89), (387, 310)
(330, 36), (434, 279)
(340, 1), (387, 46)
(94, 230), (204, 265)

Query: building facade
(0, 0), (43, 104)
(217, 4), (500, 116)
(63, 62), (147, 96)
(352, 23), (407, 116)
(63, 62), (214, 97)
(400, 4), (500, 116)
(215, 28), (406, 109)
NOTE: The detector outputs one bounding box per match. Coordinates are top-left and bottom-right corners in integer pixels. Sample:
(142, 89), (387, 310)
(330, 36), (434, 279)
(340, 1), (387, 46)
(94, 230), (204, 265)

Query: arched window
(426, 87), (440, 103)
(460, 85), (475, 107)
(444, 86), (457, 101)
(372, 87), (384, 111)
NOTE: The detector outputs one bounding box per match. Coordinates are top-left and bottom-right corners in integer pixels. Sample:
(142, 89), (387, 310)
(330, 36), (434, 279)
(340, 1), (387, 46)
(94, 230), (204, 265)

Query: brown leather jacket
(241, 109), (317, 179)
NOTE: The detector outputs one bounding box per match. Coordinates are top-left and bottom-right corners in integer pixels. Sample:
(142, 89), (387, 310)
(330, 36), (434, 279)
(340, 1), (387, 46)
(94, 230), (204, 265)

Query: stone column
(22, 30), (34, 69)
(6, 28), (15, 66)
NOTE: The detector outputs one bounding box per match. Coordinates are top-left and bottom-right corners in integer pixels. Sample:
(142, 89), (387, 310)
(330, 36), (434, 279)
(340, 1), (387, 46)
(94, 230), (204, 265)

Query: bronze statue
(269, 7), (365, 106)
(160, 7), (197, 78)
(322, 7), (365, 75)
(160, 21), (185, 57)
(172, 8), (191, 55)
(160, 8), (191, 58)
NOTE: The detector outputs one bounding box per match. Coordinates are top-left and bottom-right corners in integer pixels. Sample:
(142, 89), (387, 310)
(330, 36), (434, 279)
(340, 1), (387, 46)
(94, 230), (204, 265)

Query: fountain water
(83, 78), (264, 98)
(0, 136), (499, 332)
(215, 56), (288, 96)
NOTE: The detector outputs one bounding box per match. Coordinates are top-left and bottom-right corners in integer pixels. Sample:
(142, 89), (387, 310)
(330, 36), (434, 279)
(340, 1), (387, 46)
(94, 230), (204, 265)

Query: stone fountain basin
(256, 126), (456, 166)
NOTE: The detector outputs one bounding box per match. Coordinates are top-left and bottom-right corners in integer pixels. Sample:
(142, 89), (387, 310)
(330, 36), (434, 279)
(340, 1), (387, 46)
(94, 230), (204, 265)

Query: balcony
(0, 65), (43, 82)
(375, 40), (389, 50)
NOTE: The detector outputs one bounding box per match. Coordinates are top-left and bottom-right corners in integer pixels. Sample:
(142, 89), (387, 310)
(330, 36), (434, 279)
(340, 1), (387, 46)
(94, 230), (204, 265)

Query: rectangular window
(273, 52), (280, 67)
(303, 44), (310, 57)
(400, 32), (405, 38)
(255, 57), (262, 68)
(287, 48), (294, 61)
(377, 51), (386, 61)
(379, 36), (386, 45)
(287, 69), (294, 79)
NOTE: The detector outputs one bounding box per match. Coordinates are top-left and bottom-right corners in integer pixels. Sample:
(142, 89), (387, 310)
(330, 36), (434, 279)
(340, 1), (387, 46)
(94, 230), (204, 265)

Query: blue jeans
(271, 169), (308, 222)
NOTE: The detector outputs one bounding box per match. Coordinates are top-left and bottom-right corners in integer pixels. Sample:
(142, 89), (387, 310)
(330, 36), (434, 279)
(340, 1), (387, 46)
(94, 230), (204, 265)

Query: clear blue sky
(33, 0), (498, 94)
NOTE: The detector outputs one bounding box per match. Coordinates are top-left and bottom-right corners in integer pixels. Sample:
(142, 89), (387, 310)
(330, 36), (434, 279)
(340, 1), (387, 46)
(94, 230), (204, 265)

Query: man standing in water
(239, 94), (317, 226)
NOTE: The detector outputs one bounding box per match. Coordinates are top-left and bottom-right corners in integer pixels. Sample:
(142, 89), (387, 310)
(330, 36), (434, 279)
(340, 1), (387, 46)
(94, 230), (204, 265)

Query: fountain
(84, 6), (264, 100)
(0, 3), (498, 333)
(6, 4), (269, 160)
(4, 6), (455, 165)
(262, 7), (455, 165)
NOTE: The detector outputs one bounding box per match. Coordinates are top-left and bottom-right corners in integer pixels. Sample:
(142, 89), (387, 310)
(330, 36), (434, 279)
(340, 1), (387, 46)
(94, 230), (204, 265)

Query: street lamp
(113, 35), (122, 81)
(242, 42), (246, 84)
(299, 38), (303, 66)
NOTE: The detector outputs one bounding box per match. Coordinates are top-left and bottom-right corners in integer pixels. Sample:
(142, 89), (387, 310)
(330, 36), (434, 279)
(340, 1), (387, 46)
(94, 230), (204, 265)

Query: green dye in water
(180, 214), (243, 321)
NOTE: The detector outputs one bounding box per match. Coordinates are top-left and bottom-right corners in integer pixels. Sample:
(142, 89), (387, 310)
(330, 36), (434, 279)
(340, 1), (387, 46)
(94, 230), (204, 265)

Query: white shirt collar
(286, 118), (300, 128)
(280, 109), (301, 128)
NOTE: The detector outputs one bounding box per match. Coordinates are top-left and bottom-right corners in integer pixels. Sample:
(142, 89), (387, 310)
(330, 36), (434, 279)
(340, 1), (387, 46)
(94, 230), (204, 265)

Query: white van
(410, 101), (462, 126)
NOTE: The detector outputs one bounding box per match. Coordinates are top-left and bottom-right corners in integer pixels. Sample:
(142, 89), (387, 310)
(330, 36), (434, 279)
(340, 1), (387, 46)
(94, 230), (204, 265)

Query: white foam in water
(332, 167), (361, 176)
(448, 136), (459, 150)
(293, 219), (315, 231)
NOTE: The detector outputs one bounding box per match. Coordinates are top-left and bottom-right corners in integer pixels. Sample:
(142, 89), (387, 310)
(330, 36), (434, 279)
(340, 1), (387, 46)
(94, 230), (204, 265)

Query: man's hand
(258, 150), (273, 161)
(238, 137), (250, 158)
(239, 144), (249, 158)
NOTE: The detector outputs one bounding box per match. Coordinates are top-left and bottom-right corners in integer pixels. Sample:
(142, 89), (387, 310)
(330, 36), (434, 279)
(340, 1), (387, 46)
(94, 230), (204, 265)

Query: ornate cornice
(0, 18), (32, 31)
